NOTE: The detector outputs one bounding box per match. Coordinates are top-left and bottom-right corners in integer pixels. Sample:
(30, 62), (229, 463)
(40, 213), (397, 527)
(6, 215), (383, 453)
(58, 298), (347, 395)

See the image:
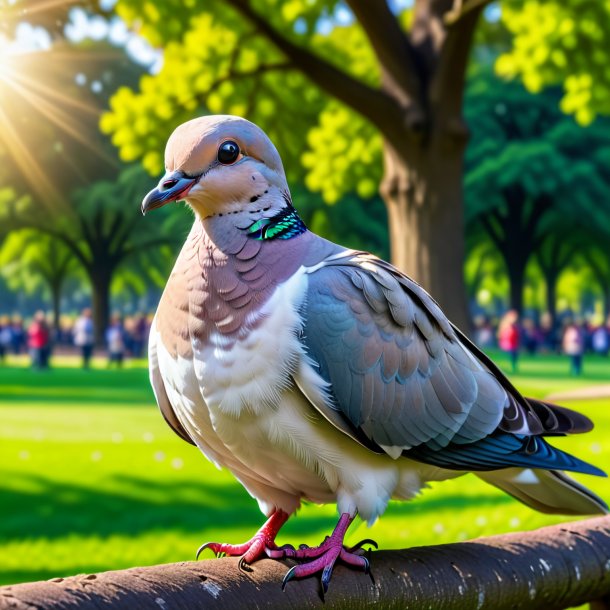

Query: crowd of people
(2, 306), (610, 376)
(0, 309), (152, 369)
(474, 310), (610, 375)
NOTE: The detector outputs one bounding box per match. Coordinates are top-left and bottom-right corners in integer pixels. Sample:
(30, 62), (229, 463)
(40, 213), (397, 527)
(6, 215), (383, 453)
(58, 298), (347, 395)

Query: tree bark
(507, 259), (525, 313)
(89, 266), (111, 346)
(382, 139), (469, 330)
(544, 269), (558, 326)
(50, 279), (62, 334)
(3, 516), (610, 609)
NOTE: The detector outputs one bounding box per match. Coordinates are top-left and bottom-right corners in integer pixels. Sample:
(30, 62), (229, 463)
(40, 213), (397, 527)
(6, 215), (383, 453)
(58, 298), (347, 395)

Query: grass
(0, 351), (609, 587)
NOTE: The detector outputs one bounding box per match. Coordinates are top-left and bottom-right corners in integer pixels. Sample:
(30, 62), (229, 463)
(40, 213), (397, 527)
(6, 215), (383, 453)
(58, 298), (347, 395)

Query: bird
(142, 114), (607, 592)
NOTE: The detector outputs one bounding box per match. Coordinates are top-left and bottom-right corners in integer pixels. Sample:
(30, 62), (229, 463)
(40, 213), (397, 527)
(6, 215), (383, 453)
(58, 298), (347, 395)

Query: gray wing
(300, 252), (543, 454)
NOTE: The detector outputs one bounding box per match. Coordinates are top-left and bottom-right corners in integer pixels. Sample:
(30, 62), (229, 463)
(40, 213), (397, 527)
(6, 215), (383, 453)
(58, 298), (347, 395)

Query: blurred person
(498, 309), (520, 373)
(10, 316), (25, 354)
(131, 313), (148, 358)
(562, 318), (585, 376)
(0, 316), (12, 363)
(123, 316), (136, 356)
(592, 321), (609, 356)
(521, 318), (542, 355)
(106, 314), (126, 368)
(28, 311), (50, 370)
(539, 312), (558, 353)
(73, 308), (95, 369)
(473, 315), (494, 349)
(582, 316), (594, 353)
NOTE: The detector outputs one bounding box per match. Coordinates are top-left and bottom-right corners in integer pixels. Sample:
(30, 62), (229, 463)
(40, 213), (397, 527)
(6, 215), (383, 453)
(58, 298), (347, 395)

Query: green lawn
(0, 351), (609, 586)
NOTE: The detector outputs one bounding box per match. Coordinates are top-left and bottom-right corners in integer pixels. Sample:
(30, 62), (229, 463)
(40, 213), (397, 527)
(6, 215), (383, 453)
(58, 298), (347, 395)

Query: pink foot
(282, 513), (376, 592)
(196, 510), (294, 568)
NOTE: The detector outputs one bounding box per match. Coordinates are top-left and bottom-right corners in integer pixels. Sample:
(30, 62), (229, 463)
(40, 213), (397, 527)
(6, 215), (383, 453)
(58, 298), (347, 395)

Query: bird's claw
(321, 564), (333, 593)
(196, 541), (218, 560)
(349, 538), (378, 552)
(238, 556), (253, 573)
(282, 565), (297, 591)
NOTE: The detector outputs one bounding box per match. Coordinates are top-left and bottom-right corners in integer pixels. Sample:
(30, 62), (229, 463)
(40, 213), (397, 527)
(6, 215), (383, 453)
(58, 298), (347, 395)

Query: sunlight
(0, 35), (14, 75)
(0, 7), (117, 213)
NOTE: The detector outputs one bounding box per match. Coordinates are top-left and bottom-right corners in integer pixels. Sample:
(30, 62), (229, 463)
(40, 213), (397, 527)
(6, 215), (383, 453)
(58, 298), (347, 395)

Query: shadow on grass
(0, 472), (511, 546)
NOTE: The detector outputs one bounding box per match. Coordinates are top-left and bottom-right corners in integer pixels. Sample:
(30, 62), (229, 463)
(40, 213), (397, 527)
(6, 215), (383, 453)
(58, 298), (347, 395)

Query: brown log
(2, 516), (610, 609)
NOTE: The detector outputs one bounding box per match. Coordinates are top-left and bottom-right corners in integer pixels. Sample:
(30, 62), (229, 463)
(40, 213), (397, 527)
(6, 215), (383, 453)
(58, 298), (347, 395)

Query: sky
(0, 3), (162, 72)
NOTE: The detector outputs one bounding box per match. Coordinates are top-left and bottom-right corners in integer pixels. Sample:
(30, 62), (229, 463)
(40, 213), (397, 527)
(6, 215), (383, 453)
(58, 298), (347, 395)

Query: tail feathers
(526, 398), (594, 435)
(478, 468), (608, 516)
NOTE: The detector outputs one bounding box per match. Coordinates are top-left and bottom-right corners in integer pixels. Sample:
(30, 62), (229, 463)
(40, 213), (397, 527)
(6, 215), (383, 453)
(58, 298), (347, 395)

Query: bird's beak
(141, 171), (199, 215)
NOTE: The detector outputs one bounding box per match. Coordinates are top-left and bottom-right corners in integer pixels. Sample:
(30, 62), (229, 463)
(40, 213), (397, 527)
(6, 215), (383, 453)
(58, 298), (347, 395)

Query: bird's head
(141, 115), (289, 218)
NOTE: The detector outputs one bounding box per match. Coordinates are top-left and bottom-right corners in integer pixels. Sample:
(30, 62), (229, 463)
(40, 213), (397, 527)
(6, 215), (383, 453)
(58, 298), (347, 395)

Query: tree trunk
(381, 140), (469, 331)
(50, 280), (62, 334)
(544, 269), (558, 326)
(506, 259), (525, 314)
(89, 267), (111, 346)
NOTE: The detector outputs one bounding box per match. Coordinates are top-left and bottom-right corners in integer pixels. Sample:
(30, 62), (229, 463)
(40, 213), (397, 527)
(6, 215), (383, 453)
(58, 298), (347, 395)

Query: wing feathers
(300, 250), (598, 476)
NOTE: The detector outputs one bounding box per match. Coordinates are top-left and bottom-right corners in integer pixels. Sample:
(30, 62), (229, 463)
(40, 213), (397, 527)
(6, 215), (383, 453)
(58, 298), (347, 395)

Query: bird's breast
(192, 268), (309, 418)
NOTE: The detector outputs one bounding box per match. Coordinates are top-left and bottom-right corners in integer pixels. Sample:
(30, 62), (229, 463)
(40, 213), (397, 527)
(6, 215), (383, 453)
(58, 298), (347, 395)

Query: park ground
(0, 351), (609, 588)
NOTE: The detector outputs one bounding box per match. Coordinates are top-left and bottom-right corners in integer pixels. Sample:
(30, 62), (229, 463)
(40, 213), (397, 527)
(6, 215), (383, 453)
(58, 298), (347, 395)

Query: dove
(142, 115), (607, 591)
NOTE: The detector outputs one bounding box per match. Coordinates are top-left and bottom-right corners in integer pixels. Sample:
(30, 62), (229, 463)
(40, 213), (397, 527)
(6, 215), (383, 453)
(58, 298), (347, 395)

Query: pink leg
(282, 513), (375, 592)
(196, 510), (294, 567)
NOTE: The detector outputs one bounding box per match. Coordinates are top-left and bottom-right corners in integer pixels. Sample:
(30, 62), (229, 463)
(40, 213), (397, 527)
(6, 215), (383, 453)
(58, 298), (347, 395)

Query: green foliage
(0, 230), (80, 297)
(498, 0), (610, 125)
(466, 73), (610, 226)
(302, 102), (381, 203)
(465, 71), (610, 311)
(293, 186), (389, 259)
(101, 0), (384, 203)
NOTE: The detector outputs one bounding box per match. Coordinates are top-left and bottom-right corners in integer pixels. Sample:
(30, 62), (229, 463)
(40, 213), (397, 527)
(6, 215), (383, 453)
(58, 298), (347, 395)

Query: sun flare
(0, 4), (115, 212)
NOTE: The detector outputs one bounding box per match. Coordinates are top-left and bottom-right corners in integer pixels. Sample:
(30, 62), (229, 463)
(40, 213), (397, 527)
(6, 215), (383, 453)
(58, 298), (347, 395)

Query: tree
(0, 230), (81, 330)
(535, 229), (581, 326)
(465, 74), (610, 314)
(4, 166), (186, 342)
(581, 233), (610, 319)
(96, 0), (501, 328)
(0, 35), (186, 340)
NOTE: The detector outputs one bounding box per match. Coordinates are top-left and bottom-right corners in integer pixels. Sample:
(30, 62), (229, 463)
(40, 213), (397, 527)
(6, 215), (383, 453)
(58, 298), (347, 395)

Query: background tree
(5, 166), (186, 342)
(0, 230), (81, 330)
(96, 0), (503, 328)
(535, 230), (580, 327)
(581, 230), (610, 319)
(465, 74), (610, 314)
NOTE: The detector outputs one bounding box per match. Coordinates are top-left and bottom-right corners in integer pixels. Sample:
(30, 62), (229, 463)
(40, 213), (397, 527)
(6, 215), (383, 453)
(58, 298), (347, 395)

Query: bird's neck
(242, 201), (307, 241)
(198, 192), (307, 254)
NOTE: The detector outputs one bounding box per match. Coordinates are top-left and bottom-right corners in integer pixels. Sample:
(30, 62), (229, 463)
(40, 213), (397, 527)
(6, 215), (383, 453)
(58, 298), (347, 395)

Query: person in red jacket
(498, 309), (521, 373)
(28, 311), (50, 370)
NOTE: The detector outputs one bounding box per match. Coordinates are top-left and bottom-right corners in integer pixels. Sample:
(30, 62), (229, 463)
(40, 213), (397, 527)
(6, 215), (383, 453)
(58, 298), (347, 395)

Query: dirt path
(545, 385), (610, 402)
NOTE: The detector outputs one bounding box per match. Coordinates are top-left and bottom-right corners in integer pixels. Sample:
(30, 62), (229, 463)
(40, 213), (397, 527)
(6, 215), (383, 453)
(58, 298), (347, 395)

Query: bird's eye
(217, 140), (240, 165)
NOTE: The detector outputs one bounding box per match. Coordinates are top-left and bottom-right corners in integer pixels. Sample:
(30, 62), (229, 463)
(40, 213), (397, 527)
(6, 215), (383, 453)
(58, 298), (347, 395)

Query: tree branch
(444, 0), (492, 26)
(479, 214), (505, 252)
(204, 61), (291, 98)
(3, 517), (610, 609)
(430, 0), (488, 126)
(345, 0), (423, 110)
(227, 0), (403, 133)
(119, 236), (179, 261)
(12, 221), (91, 270)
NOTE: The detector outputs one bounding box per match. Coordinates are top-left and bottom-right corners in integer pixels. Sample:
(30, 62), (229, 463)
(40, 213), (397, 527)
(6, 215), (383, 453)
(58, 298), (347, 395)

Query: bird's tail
(477, 467), (608, 516)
